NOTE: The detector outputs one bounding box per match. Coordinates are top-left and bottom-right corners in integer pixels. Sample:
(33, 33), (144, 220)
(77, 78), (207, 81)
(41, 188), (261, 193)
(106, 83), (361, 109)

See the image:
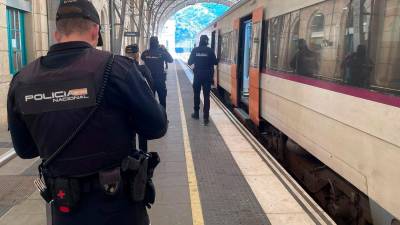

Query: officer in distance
(188, 35), (218, 125)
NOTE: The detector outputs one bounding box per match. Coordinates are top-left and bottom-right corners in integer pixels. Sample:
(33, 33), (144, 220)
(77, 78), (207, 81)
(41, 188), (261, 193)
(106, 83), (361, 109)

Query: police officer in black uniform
(126, 44), (154, 92)
(7, 1), (167, 225)
(188, 35), (218, 125)
(126, 44), (153, 152)
(141, 37), (173, 109)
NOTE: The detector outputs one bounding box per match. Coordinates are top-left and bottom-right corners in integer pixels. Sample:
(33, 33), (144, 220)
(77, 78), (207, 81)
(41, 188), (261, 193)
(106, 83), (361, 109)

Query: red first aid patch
(59, 206), (70, 213)
(57, 190), (66, 199)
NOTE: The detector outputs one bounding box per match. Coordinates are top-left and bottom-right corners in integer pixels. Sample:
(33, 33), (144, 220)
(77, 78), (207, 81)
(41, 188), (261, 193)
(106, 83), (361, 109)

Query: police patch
(16, 78), (97, 115)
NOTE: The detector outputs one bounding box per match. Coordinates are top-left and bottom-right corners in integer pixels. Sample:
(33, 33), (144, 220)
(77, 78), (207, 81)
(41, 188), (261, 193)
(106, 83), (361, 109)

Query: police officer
(126, 44), (154, 92)
(188, 35), (218, 125)
(160, 45), (169, 70)
(7, 1), (167, 225)
(126, 44), (153, 152)
(141, 37), (173, 109)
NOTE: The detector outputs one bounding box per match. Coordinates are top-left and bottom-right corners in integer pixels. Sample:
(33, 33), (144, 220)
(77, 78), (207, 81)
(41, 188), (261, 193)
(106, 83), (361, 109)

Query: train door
(248, 7), (264, 126)
(237, 15), (253, 110)
(230, 20), (240, 107)
(211, 29), (220, 86)
(241, 20), (253, 105)
(211, 31), (216, 51)
(235, 8), (264, 125)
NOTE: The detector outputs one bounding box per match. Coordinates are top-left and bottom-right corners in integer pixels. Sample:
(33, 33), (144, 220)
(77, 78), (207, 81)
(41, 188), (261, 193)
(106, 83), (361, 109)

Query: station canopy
(153, 0), (240, 33)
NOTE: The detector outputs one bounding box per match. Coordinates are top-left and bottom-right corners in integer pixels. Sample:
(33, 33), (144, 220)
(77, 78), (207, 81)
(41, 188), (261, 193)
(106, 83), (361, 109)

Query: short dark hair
(56, 18), (97, 36)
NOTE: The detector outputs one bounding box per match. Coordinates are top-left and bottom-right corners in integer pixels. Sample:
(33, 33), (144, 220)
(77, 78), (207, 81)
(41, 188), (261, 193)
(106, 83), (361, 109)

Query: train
(197, 0), (400, 224)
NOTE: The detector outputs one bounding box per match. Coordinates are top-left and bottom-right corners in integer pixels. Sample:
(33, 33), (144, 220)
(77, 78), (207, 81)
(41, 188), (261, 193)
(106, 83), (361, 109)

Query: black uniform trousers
(153, 76), (167, 109)
(193, 72), (212, 119)
(52, 182), (149, 225)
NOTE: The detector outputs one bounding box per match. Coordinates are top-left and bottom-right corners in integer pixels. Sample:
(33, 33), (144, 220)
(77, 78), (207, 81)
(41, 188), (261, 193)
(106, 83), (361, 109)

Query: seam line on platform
(174, 62), (205, 225)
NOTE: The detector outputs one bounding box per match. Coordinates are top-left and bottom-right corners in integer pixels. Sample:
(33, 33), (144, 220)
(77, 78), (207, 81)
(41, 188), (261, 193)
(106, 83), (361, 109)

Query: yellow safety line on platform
(174, 62), (205, 225)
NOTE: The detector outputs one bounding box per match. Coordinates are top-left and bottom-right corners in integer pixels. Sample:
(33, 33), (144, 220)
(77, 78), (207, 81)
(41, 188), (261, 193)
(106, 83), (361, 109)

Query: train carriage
(198, 0), (400, 224)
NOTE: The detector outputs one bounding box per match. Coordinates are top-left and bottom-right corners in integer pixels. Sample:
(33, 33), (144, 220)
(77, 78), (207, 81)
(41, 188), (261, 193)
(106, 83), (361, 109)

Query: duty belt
(36, 150), (160, 213)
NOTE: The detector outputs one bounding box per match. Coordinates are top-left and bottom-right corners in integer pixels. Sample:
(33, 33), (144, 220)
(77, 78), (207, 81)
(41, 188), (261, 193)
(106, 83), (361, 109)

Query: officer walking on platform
(126, 44), (153, 152)
(126, 44), (154, 93)
(141, 37), (173, 109)
(188, 35), (218, 125)
(7, 1), (167, 225)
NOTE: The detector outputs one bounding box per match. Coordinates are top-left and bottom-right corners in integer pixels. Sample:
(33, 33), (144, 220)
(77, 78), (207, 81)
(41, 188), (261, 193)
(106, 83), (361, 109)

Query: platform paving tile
(149, 203), (192, 225)
(153, 172), (189, 187)
(175, 63), (271, 225)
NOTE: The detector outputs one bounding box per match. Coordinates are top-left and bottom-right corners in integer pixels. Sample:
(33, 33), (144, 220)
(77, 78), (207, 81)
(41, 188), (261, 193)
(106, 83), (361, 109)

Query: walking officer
(188, 35), (218, 125)
(126, 44), (154, 93)
(7, 1), (167, 225)
(126, 44), (153, 152)
(141, 36), (173, 109)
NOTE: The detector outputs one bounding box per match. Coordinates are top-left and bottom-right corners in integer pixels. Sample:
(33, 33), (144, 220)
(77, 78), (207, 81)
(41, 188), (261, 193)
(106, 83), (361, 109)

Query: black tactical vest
(14, 48), (133, 177)
(142, 49), (165, 79)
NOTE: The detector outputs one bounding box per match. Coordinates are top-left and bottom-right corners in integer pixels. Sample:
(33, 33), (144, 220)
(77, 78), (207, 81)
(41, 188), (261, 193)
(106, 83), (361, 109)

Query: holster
(121, 151), (160, 207)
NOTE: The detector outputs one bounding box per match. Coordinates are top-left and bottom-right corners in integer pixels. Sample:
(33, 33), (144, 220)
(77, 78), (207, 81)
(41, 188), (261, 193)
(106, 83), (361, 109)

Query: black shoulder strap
(41, 55), (115, 170)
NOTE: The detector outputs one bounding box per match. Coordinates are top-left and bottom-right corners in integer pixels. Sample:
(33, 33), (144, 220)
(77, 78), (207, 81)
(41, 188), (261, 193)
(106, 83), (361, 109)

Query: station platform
(0, 60), (335, 225)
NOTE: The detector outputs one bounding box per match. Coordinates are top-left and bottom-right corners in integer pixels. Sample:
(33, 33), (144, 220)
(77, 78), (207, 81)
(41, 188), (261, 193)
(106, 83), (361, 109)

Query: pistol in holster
(121, 151), (160, 208)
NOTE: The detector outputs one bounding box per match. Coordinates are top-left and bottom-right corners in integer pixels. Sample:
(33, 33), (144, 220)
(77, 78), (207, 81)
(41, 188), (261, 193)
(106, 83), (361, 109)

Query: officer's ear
(54, 31), (62, 43)
(90, 25), (100, 47)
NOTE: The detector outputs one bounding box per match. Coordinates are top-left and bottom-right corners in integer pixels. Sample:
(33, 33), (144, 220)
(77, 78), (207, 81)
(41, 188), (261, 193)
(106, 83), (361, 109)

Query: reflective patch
(196, 53), (208, 57)
(16, 78), (97, 114)
(145, 55), (161, 59)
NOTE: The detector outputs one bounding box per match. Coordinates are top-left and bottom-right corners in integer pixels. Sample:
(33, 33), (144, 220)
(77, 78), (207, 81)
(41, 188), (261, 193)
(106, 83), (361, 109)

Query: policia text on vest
(7, 1), (168, 225)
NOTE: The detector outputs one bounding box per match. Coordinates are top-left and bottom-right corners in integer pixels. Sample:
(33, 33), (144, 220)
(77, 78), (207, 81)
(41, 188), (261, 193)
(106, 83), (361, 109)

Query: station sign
(124, 32), (140, 37)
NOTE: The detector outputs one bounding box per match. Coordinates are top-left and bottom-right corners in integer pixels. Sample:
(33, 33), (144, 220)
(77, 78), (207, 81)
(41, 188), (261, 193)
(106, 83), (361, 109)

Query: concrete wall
(0, 0), (10, 129)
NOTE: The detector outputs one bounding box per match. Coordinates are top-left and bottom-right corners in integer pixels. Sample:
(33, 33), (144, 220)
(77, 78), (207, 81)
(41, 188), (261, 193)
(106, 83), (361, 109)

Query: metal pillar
(115, 0), (128, 54)
(138, 0), (146, 51)
(109, 0), (116, 53)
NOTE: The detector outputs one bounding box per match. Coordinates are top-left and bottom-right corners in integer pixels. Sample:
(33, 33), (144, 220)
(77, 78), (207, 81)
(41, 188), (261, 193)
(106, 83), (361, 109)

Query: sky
(174, 3), (229, 48)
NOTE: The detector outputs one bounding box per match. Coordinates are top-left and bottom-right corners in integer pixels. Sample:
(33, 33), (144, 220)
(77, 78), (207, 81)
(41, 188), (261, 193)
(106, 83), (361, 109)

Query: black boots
(203, 117), (209, 126)
(191, 111), (199, 120)
(192, 111), (209, 125)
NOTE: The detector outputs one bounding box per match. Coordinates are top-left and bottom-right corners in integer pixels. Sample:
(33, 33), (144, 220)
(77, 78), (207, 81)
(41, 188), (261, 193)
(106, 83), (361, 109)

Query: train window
(267, 16), (284, 70)
(262, 20), (268, 70)
(288, 18), (300, 65)
(267, 11), (300, 72)
(250, 22), (262, 67)
(231, 30), (238, 64)
(309, 13), (325, 51)
(264, 0), (400, 95)
(264, 0), (400, 96)
(368, 0), (400, 92)
(220, 32), (232, 64)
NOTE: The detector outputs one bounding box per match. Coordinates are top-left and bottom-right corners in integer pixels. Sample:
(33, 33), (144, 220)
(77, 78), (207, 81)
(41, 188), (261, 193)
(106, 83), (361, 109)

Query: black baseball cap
(126, 44), (139, 54)
(56, 0), (103, 46)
